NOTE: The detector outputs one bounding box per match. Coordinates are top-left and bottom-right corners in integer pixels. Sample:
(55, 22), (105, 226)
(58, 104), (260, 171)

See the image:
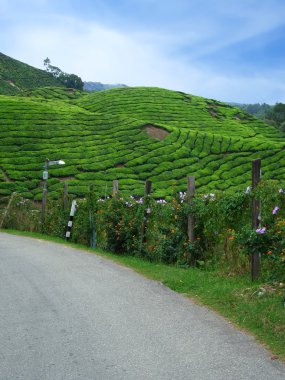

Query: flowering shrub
(0, 194), (40, 232)
(266, 219), (285, 281)
(234, 225), (272, 256)
(192, 190), (250, 263)
(1, 180), (284, 281)
(95, 194), (144, 254)
(233, 181), (285, 281)
(234, 224), (285, 281)
(146, 194), (188, 264)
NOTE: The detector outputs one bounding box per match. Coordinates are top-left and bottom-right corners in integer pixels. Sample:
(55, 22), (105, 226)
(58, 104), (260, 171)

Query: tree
(43, 57), (51, 69)
(280, 121), (285, 133)
(43, 57), (83, 90)
(59, 73), (83, 91)
(264, 102), (285, 129)
(43, 57), (62, 77)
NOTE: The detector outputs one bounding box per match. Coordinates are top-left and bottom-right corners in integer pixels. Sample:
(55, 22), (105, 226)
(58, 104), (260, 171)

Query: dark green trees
(265, 103), (285, 130)
(43, 57), (83, 90)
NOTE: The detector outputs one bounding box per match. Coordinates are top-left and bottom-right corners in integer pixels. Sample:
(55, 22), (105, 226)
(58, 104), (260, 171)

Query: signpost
(41, 158), (65, 231)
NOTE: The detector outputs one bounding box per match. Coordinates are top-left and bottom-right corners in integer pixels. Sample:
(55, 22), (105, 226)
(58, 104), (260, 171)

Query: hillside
(0, 52), (63, 95)
(1, 86), (285, 199)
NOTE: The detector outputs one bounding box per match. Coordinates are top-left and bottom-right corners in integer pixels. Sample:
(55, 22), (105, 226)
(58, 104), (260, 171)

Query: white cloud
(2, 8), (285, 104)
(192, 73), (285, 104)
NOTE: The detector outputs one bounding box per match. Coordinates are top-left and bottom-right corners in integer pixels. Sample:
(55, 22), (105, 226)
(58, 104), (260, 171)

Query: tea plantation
(1, 86), (285, 199)
(0, 53), (63, 95)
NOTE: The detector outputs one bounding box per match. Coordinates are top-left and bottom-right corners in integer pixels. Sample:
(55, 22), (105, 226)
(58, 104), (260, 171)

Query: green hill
(0, 52), (64, 95)
(1, 85), (285, 199)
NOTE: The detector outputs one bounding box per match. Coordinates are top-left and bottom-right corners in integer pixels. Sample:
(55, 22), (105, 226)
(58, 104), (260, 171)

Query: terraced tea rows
(74, 87), (284, 141)
(1, 87), (285, 199)
(0, 53), (63, 95)
(19, 86), (87, 101)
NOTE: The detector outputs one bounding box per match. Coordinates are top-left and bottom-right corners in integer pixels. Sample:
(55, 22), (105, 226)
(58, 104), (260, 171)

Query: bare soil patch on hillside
(143, 124), (170, 140)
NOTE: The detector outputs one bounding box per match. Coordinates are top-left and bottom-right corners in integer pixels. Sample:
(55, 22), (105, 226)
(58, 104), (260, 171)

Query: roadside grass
(2, 228), (285, 362)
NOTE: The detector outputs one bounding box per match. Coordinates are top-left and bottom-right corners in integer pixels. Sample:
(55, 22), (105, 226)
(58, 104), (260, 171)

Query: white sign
(70, 200), (77, 216)
(43, 171), (48, 180)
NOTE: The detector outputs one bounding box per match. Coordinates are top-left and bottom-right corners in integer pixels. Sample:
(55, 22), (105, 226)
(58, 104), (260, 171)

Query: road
(0, 232), (284, 380)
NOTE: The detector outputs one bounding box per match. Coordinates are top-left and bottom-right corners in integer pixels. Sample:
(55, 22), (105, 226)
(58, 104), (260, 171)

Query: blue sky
(1, 0), (285, 104)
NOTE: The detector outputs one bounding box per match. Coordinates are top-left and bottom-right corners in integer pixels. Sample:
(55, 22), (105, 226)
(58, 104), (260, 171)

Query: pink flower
(256, 227), (266, 234)
(272, 206), (279, 215)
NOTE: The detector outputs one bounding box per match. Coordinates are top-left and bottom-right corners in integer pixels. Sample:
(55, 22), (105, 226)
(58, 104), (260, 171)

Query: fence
(1, 158), (284, 282)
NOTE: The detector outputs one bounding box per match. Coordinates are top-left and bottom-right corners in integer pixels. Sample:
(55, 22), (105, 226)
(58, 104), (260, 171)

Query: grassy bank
(2, 229), (285, 362)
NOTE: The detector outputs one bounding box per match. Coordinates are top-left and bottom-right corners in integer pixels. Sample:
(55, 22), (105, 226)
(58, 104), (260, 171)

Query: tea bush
(2, 87), (285, 200)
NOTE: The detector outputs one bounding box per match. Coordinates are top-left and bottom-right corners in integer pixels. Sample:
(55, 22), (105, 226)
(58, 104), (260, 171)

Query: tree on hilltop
(43, 57), (83, 90)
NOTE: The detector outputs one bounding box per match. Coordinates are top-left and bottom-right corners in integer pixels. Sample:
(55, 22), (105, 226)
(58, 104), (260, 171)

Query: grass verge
(2, 229), (285, 362)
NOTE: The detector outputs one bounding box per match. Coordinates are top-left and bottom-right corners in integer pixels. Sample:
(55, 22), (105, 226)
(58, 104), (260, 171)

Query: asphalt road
(0, 232), (284, 380)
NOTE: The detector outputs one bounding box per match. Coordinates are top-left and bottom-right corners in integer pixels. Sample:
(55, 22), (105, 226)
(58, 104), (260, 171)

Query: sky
(1, 0), (285, 104)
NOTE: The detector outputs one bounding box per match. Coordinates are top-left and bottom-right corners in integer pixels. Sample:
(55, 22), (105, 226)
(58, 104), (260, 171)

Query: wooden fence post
(145, 180), (152, 196)
(112, 180), (119, 197)
(251, 158), (261, 280)
(0, 192), (16, 229)
(187, 176), (195, 243)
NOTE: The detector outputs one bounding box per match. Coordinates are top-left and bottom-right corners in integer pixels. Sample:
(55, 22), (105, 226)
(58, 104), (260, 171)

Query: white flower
(245, 186), (251, 194)
(157, 199), (167, 204)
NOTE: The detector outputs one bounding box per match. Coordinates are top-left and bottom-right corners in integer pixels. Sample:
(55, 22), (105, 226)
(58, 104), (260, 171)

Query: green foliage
(266, 103), (285, 130)
(43, 57), (84, 90)
(43, 197), (71, 236)
(97, 195), (144, 254)
(59, 73), (84, 91)
(0, 52), (63, 94)
(19, 86), (86, 100)
(0, 195), (41, 232)
(1, 181), (284, 283)
(234, 101), (285, 132)
(231, 102), (272, 119)
(232, 181), (285, 281)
